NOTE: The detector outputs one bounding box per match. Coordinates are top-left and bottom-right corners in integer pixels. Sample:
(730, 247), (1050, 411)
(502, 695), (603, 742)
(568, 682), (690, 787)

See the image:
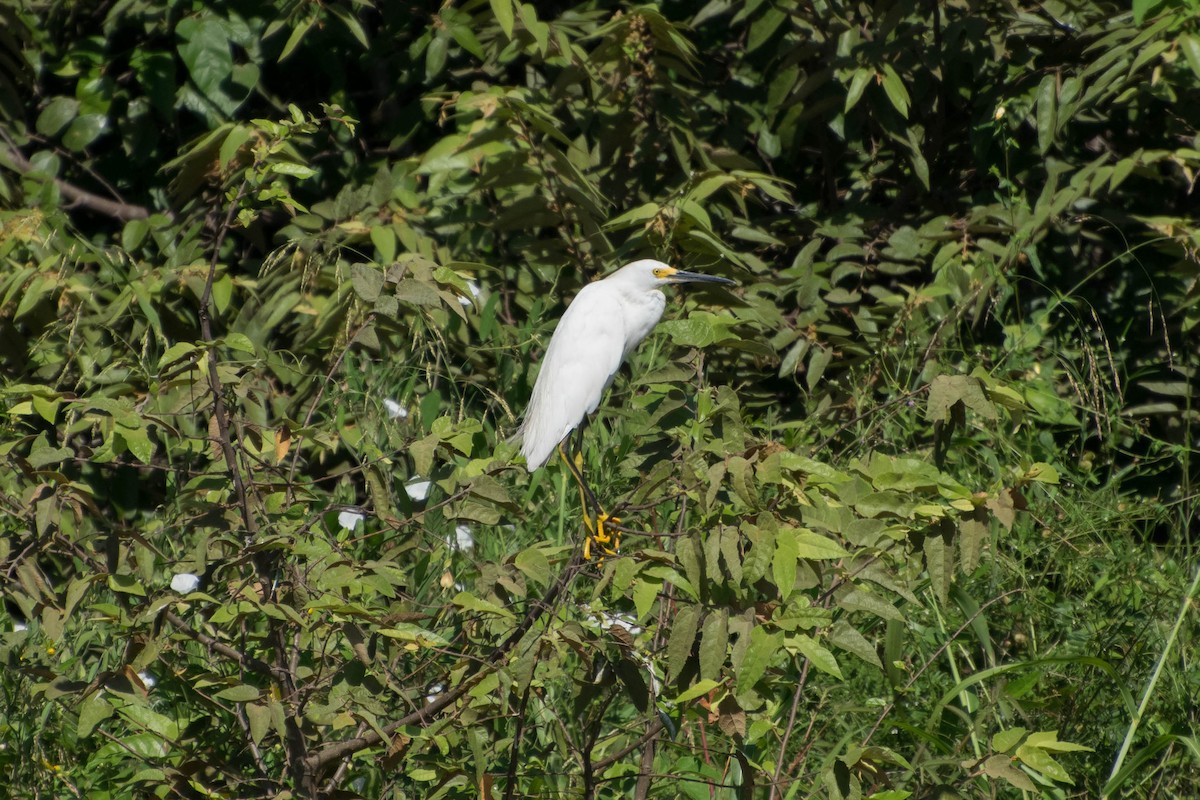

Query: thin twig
(164, 610), (286, 680)
(285, 315), (374, 501)
(502, 680), (535, 799)
(305, 548), (587, 775)
(769, 657), (812, 800)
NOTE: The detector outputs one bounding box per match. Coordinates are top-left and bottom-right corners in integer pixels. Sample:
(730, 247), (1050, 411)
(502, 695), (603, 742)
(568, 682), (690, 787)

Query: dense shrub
(2, 1), (1197, 797)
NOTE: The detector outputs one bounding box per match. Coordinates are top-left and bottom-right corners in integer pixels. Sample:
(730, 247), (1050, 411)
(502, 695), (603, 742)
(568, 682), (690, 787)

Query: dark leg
(557, 429), (621, 560)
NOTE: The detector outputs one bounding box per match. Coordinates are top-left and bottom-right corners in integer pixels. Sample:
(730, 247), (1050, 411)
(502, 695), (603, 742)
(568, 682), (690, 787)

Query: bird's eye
(653, 268), (669, 278)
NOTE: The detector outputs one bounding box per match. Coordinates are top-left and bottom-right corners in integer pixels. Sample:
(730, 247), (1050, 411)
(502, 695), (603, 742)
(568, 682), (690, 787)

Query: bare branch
(0, 140), (154, 222)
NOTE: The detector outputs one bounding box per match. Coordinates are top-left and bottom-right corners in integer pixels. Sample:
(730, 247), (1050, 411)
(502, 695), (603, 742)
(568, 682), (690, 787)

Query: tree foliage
(2, 0), (1198, 798)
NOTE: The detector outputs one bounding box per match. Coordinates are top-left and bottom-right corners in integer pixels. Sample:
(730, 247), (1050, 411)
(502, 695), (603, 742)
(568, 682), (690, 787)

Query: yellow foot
(584, 513), (621, 561)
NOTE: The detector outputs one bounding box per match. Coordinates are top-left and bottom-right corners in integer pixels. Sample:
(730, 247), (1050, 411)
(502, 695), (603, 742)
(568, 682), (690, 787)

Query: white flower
(457, 281), (482, 307)
(337, 510), (364, 531)
(600, 611), (643, 635)
(583, 605), (643, 635)
(383, 399), (408, 419)
(452, 524), (474, 550)
(405, 479), (431, 501)
(170, 572), (200, 593)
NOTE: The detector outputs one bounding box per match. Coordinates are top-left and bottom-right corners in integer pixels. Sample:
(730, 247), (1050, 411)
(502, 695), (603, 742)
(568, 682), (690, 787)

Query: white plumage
(519, 259), (735, 470)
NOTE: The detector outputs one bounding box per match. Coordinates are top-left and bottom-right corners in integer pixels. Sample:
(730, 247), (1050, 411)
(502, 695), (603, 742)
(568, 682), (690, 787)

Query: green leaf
(603, 202), (659, 230)
(218, 124), (252, 167)
(992, 727), (1028, 753)
(1024, 462), (1060, 484)
(514, 547), (551, 587)
(278, 17), (314, 62)
(246, 703), (271, 745)
(1036, 74), (1057, 154)
(270, 162), (317, 178)
(924, 528), (953, 605)
(675, 537), (703, 592)
(121, 704), (180, 739)
(77, 693), (114, 738)
(773, 526), (798, 598)
(62, 114), (109, 151)
(792, 633), (843, 679)
(673, 678), (720, 705)
(793, 530), (849, 561)
(1024, 730), (1093, 753)
(667, 603), (700, 683)
(632, 577), (658, 619)
(905, 125), (930, 190)
(839, 590), (904, 622)
(829, 621), (882, 669)
(29, 441), (72, 469)
(981, 754), (1036, 791)
(719, 526), (743, 585)
(1132, 0), (1163, 24)
(727, 456), (758, 510)
(660, 312), (738, 348)
(409, 433), (437, 477)
(699, 611), (728, 681)
(378, 623), (451, 646)
(116, 425), (155, 465)
(958, 518), (987, 575)
(370, 225), (397, 264)
(351, 263), (384, 303)
(453, 591), (515, 619)
(516, 4), (549, 56)
(844, 69), (872, 113)
(747, 6), (787, 54)
(490, 0), (515, 38)
(735, 626), (778, 693)
(36, 97), (80, 138)
(177, 18), (234, 109)
(215, 684), (260, 703)
(880, 65), (910, 118)
(926, 375), (998, 421)
(1016, 743), (1071, 783)
(807, 345), (831, 391)
(131, 50), (176, 117)
(741, 523), (776, 582)
(1181, 34), (1200, 81)
(449, 24), (486, 60)
(108, 574), (146, 596)
(330, 5), (370, 48)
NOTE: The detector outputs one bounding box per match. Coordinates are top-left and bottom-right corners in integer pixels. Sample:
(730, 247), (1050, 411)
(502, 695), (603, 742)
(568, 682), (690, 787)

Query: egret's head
(617, 259), (737, 289)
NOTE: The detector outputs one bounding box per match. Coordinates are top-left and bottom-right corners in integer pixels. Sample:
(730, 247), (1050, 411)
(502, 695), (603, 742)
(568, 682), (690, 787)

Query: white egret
(518, 259), (736, 557)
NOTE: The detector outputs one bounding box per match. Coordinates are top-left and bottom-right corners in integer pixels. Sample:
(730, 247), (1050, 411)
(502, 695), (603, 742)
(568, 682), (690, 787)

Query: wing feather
(519, 284), (627, 469)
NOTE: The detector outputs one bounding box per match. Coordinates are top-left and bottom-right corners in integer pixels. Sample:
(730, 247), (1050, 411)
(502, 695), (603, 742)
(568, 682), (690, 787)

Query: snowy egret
(518, 259), (736, 557)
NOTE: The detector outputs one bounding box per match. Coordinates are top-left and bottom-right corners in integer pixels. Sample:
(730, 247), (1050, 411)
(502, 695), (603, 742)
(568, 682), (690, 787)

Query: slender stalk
(1104, 557), (1200, 796)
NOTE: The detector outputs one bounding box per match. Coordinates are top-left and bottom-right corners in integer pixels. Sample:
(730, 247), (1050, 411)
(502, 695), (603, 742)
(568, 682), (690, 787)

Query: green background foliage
(2, 0), (1198, 797)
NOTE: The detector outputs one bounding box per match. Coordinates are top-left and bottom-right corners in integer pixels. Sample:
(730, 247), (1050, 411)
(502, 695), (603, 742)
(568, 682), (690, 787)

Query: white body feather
(519, 262), (667, 470)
